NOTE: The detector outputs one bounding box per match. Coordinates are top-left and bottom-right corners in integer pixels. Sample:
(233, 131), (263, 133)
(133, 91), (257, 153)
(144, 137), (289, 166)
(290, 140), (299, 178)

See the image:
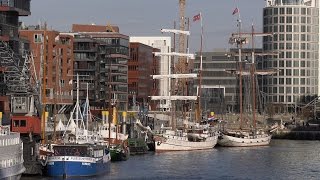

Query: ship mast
(251, 23), (257, 131)
(230, 22), (274, 131)
(196, 12), (204, 123)
(41, 22), (47, 144)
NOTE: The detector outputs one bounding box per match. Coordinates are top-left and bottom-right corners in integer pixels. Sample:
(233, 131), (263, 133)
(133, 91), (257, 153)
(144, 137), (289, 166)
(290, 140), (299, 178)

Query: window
(280, 17), (285, 23)
(34, 34), (43, 43)
(286, 8), (292, 14)
(286, 69), (292, 76)
(273, 25), (278, 32)
(286, 25), (292, 32)
(280, 25), (284, 32)
(273, 17), (278, 24)
(286, 61), (292, 67)
(279, 43), (284, 49)
(286, 43), (292, 50)
(286, 78), (292, 85)
(279, 34), (284, 41)
(13, 120), (19, 127)
(20, 120), (26, 127)
(286, 52), (292, 58)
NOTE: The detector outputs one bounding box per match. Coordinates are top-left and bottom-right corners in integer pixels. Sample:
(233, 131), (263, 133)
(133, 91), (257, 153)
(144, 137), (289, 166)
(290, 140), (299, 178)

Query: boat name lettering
(82, 162), (91, 166)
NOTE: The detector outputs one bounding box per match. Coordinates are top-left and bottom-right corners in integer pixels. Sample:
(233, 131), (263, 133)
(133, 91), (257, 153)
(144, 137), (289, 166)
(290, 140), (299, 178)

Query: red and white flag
(193, 13), (201, 22)
(232, 7), (239, 15)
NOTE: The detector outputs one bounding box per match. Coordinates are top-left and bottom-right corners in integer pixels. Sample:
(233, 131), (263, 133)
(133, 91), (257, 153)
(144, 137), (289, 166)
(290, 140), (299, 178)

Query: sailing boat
(152, 13), (218, 152)
(217, 13), (274, 147)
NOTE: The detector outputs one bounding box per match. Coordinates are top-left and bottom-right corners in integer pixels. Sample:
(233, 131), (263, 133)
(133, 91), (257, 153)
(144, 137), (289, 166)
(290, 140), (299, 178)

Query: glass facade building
(262, 0), (319, 111)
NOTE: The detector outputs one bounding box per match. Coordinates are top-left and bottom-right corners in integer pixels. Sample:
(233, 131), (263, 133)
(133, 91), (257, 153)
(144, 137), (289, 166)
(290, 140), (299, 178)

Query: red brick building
(19, 28), (74, 106)
(129, 42), (159, 110)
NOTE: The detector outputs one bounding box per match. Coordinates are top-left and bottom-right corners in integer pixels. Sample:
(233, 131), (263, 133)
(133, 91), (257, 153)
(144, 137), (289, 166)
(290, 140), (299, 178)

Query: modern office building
(72, 24), (129, 111)
(128, 42), (158, 111)
(262, 0), (319, 113)
(194, 49), (238, 115)
(130, 37), (171, 110)
(19, 27), (74, 107)
(193, 48), (263, 115)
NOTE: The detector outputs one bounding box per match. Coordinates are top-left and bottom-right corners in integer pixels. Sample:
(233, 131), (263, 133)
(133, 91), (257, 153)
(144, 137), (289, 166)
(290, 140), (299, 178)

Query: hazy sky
(22, 0), (266, 52)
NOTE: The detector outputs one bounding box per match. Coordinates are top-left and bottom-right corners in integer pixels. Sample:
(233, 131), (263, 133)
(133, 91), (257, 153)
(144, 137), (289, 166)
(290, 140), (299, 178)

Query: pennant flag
(232, 7), (239, 15)
(193, 13), (201, 22)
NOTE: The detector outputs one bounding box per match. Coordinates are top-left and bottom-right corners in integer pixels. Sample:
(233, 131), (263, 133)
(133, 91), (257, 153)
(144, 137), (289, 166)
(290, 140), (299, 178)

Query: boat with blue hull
(46, 144), (111, 177)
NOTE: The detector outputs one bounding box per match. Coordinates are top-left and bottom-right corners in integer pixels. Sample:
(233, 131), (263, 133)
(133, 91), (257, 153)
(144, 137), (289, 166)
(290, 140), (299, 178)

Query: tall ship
(151, 2), (218, 152)
(217, 8), (276, 147)
(0, 125), (25, 180)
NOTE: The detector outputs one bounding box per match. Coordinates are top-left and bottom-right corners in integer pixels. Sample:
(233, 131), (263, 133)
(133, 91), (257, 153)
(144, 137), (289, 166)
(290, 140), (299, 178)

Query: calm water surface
(22, 140), (320, 180)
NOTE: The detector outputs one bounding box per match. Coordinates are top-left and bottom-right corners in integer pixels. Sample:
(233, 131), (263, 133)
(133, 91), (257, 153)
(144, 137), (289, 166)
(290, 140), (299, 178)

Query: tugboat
(0, 125), (25, 180)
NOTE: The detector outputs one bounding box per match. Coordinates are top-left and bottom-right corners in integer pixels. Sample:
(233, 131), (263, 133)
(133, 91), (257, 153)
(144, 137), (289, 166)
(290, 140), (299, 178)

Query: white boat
(151, 12), (219, 152)
(217, 13), (275, 147)
(218, 131), (271, 147)
(154, 127), (218, 152)
(0, 126), (25, 180)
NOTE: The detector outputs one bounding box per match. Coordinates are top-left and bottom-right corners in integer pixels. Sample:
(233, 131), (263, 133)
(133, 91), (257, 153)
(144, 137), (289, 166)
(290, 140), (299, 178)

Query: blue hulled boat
(46, 144), (110, 177)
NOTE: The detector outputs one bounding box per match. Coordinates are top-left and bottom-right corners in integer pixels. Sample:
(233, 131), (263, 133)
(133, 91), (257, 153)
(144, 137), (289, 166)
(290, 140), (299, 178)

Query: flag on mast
(232, 7), (239, 15)
(193, 13), (201, 22)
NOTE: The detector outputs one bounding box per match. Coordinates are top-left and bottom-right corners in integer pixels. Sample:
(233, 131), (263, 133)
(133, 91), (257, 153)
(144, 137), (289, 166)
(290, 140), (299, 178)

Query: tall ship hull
(46, 144), (111, 177)
(154, 133), (218, 152)
(218, 132), (272, 147)
(0, 126), (25, 180)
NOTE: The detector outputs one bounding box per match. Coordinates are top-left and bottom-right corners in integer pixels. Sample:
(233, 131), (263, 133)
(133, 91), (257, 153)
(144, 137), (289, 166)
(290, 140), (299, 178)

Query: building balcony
(0, 0), (31, 16)
(74, 67), (96, 71)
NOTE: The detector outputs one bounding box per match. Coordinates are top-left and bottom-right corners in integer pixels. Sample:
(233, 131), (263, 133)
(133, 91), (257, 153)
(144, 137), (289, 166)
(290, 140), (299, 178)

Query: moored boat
(154, 126), (218, 152)
(0, 126), (25, 180)
(218, 131), (272, 147)
(46, 144), (111, 177)
(109, 143), (130, 161)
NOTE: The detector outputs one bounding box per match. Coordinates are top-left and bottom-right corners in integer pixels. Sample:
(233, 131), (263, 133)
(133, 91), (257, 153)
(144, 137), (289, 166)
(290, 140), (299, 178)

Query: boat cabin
(10, 116), (41, 135)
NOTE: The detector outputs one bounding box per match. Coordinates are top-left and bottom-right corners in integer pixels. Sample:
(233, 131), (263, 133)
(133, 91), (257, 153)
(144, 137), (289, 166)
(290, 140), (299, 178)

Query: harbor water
(22, 140), (320, 180)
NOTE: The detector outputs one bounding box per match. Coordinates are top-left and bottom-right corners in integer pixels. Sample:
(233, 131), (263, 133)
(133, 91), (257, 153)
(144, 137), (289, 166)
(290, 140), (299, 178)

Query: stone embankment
(273, 126), (320, 140)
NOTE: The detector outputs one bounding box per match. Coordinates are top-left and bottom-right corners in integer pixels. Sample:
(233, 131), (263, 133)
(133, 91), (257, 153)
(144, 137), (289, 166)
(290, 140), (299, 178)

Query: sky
(22, 0), (266, 52)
